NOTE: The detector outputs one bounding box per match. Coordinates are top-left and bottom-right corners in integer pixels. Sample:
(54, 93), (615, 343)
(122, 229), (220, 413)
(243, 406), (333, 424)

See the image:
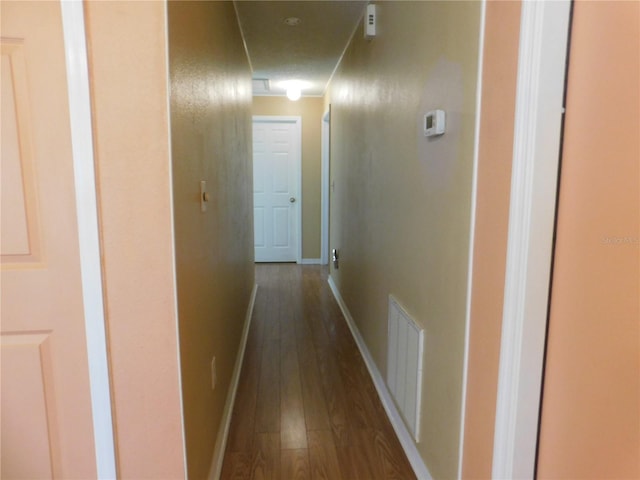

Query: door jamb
(321, 109), (330, 265)
(60, 1), (117, 476)
(252, 115), (303, 264)
(491, 1), (571, 478)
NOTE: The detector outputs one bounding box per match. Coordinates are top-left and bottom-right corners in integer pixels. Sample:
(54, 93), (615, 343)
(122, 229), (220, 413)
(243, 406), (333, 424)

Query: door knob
(289, 197), (296, 203)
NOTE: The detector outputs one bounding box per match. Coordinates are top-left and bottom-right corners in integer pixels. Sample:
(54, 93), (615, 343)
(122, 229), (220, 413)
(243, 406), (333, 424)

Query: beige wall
(252, 96), (324, 260)
(461, 2), (521, 477)
(538, 1), (640, 477)
(84, 2), (186, 477)
(167, 2), (255, 478)
(325, 2), (481, 478)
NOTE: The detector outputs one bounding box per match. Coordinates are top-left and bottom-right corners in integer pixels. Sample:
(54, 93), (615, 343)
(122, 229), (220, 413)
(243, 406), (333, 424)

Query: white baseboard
(300, 258), (322, 265)
(327, 276), (432, 480)
(208, 283), (258, 480)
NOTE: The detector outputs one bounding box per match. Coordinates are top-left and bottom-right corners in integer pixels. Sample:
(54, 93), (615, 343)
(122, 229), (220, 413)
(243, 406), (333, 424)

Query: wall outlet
(211, 356), (216, 390)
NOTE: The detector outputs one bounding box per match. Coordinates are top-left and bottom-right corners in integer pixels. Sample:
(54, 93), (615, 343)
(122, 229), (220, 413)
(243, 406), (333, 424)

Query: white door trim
(492, 1), (571, 479)
(458, 0), (486, 477)
(162, 3), (189, 474)
(253, 115), (302, 263)
(320, 110), (330, 265)
(60, 1), (117, 477)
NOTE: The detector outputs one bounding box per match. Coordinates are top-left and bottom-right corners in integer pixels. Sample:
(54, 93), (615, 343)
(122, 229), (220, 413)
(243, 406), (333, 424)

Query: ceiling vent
(252, 78), (271, 95)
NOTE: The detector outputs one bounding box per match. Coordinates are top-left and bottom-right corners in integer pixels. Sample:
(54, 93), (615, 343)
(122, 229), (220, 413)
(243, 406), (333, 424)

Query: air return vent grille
(386, 295), (424, 441)
(251, 78), (270, 94)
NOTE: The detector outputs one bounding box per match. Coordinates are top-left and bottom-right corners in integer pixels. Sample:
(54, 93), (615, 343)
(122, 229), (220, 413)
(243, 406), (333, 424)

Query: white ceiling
(234, 1), (368, 97)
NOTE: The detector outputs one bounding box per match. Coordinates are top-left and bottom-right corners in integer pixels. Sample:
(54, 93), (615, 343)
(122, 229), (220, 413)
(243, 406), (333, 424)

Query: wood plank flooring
(221, 264), (416, 480)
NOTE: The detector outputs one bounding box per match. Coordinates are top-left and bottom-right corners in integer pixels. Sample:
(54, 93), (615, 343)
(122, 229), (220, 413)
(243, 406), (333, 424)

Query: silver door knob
(289, 197), (296, 203)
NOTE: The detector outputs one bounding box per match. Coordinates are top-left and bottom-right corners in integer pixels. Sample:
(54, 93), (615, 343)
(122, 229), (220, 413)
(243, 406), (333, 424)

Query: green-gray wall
(326, 2), (481, 477)
(168, 2), (255, 477)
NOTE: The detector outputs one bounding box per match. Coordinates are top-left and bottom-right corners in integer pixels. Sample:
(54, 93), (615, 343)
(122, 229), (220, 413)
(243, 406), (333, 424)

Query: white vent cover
(252, 78), (270, 94)
(387, 295), (424, 441)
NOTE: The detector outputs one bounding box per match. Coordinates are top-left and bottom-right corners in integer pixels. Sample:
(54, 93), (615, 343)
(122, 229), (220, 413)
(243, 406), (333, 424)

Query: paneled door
(253, 116), (301, 263)
(536, 2), (639, 477)
(1, 2), (98, 477)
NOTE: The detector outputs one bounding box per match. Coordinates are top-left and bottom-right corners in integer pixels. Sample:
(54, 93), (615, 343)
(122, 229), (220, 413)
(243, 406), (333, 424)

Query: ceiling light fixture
(280, 80), (310, 102)
(286, 86), (302, 101)
(283, 17), (301, 26)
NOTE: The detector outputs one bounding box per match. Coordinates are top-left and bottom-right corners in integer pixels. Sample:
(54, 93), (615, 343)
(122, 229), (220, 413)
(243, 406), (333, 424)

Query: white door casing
(253, 116), (302, 263)
(491, 1), (571, 478)
(321, 110), (330, 265)
(60, 1), (116, 476)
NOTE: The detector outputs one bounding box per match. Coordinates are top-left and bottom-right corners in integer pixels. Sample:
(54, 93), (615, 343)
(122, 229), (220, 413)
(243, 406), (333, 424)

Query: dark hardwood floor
(221, 264), (416, 480)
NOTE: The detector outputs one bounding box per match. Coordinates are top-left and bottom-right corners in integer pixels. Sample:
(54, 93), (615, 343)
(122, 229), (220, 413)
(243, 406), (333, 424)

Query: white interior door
(1, 2), (109, 477)
(253, 116), (301, 263)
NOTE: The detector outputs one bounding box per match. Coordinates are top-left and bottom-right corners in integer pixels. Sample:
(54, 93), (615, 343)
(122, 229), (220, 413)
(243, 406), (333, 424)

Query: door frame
(252, 115), (302, 264)
(60, 0), (116, 476)
(320, 109), (330, 265)
(491, 1), (571, 478)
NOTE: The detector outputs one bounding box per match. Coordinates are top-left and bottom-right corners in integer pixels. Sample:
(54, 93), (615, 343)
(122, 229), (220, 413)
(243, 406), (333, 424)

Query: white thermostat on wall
(424, 110), (446, 137)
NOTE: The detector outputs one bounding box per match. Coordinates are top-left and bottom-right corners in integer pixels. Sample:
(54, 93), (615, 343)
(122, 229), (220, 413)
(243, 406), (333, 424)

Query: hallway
(221, 264), (416, 479)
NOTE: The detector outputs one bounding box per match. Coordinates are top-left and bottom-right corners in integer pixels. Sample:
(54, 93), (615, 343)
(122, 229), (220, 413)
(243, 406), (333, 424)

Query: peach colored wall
(84, 2), (186, 477)
(252, 96), (324, 259)
(461, 2), (521, 478)
(326, 3), (481, 477)
(167, 2), (255, 478)
(537, 1), (640, 477)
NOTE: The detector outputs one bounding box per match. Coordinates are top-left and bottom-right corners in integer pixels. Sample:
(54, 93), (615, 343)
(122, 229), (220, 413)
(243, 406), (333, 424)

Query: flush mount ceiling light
(283, 16), (302, 26)
(286, 86), (301, 101)
(279, 80), (310, 102)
